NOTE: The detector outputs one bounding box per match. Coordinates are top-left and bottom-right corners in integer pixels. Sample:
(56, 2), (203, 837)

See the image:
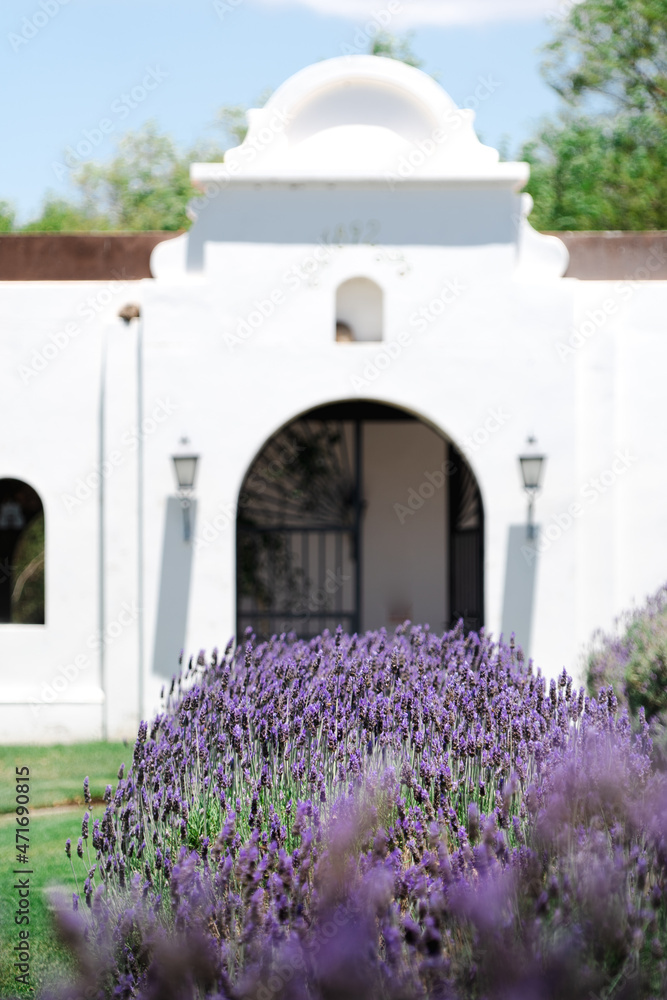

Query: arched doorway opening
(0, 478), (45, 624)
(236, 401), (483, 639)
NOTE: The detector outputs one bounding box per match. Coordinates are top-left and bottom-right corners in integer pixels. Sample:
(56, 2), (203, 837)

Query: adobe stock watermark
(522, 449), (638, 564)
(460, 407), (511, 455)
(339, 1), (403, 58)
(394, 460), (457, 525)
(555, 243), (667, 361)
(17, 270), (133, 384)
(189, 106), (293, 218)
(213, 0), (244, 18)
(224, 232), (364, 351)
(546, 0), (584, 22)
(193, 438), (305, 550)
(393, 407), (510, 525)
(9, 0), (70, 53)
(385, 75), (501, 191)
(52, 67), (168, 179)
(350, 278), (467, 391)
(277, 568), (352, 635)
(61, 398), (178, 513)
(29, 601), (139, 716)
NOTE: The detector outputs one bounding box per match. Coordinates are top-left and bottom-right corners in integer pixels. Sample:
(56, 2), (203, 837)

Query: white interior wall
(362, 421), (447, 632)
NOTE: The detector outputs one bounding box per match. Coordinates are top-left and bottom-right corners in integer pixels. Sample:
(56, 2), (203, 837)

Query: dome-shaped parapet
(180, 55), (566, 280)
(191, 55), (527, 186)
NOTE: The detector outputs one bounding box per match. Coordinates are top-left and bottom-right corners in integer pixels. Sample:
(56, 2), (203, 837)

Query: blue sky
(0, 0), (565, 224)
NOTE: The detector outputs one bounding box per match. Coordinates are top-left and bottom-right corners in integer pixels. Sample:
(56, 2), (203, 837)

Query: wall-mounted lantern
(172, 438), (199, 542)
(519, 437), (546, 540)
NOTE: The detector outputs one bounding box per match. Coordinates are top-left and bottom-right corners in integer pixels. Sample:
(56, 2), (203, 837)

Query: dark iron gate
(236, 412), (363, 639)
(236, 402), (484, 640)
(448, 445), (485, 633)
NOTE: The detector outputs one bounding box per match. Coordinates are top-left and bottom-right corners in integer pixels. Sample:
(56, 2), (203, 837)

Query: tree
(21, 121), (226, 232)
(0, 200), (15, 232)
(523, 112), (667, 230)
(369, 31), (424, 69)
(523, 0), (667, 229)
(73, 123), (194, 231)
(543, 0), (667, 117)
(213, 104), (250, 148)
(73, 122), (226, 231)
(21, 197), (111, 233)
(213, 91), (273, 149)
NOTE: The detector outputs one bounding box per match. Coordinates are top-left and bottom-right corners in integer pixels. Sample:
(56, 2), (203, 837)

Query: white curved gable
(191, 56), (521, 183)
(170, 54), (568, 282)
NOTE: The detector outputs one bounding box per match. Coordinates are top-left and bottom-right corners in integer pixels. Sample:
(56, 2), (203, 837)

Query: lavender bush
(49, 623), (667, 999)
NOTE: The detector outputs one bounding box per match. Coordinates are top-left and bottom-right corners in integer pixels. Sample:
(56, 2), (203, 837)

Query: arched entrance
(236, 401), (483, 639)
(0, 478), (45, 624)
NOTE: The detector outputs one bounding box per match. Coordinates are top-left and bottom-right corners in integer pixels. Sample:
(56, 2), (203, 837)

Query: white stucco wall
(2, 55), (667, 742)
(0, 282), (132, 741)
(362, 422), (447, 632)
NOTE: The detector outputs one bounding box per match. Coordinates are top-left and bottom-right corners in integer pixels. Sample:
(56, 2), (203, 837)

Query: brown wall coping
(2, 230), (667, 282)
(545, 231), (667, 281)
(0, 232), (182, 281)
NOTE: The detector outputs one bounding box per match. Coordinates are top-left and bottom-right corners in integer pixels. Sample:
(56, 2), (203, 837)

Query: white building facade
(1, 55), (666, 743)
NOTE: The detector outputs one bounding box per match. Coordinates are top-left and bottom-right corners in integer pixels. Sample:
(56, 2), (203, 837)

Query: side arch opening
(0, 479), (45, 624)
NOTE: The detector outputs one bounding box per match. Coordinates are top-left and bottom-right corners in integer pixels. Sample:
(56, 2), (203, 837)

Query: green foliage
(212, 91), (274, 150)
(20, 197), (111, 233)
(522, 111), (667, 230)
(543, 0), (667, 117)
(21, 121), (226, 233)
(624, 611), (667, 720)
(370, 30), (424, 68)
(0, 200), (15, 232)
(525, 0), (667, 229)
(213, 103), (250, 148)
(587, 584), (667, 763)
(71, 121), (225, 231)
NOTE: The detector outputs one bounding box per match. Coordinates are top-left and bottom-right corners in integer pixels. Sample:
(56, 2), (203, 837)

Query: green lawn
(0, 743), (131, 998)
(0, 811), (86, 998)
(0, 742), (129, 814)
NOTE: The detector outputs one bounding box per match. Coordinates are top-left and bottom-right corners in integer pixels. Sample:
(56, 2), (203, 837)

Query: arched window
(0, 479), (45, 624)
(335, 278), (383, 342)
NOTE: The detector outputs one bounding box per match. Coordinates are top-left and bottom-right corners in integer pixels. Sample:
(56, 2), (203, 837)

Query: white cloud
(253, 0), (569, 27)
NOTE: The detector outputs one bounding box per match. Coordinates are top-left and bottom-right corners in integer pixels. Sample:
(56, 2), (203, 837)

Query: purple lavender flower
(57, 622), (667, 999)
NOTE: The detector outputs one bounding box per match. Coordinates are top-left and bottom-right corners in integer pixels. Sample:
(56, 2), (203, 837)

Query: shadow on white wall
(152, 497), (196, 679)
(501, 525), (539, 658)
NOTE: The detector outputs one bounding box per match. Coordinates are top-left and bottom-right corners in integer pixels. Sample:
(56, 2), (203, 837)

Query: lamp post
(172, 439), (199, 542)
(519, 437), (546, 540)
